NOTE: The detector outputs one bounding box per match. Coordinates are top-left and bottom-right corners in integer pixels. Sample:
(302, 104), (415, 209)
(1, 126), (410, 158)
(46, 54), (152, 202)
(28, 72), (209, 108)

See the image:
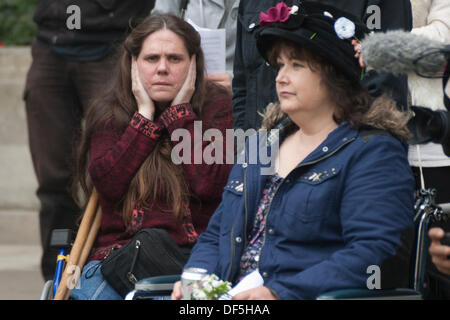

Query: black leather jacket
(33, 0), (155, 45)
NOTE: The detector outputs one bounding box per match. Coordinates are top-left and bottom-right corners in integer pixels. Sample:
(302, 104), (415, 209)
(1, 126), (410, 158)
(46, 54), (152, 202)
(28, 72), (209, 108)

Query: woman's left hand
(171, 281), (183, 300)
(232, 286), (277, 300)
(172, 54), (197, 106)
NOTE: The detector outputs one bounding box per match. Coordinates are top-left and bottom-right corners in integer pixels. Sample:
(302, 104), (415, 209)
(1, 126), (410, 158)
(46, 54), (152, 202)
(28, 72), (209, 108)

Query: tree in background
(0, 0), (37, 46)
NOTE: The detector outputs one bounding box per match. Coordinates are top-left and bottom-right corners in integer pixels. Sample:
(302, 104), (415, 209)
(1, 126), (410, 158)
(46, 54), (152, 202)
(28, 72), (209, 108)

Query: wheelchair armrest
(439, 202), (450, 214)
(316, 288), (422, 300)
(135, 274), (181, 291)
(40, 280), (54, 300)
(131, 275), (181, 300)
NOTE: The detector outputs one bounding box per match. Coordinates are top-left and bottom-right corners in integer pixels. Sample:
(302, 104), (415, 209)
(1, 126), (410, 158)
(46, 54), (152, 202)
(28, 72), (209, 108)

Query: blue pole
(53, 248), (66, 298)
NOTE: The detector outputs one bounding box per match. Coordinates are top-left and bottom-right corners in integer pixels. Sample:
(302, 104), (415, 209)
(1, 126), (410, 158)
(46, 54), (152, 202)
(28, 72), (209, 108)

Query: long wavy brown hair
(73, 14), (223, 225)
(262, 40), (411, 140)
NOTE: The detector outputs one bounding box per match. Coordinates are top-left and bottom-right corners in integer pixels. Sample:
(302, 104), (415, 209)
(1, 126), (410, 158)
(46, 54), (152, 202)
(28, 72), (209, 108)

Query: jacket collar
(266, 119), (358, 168)
(241, 120), (357, 214)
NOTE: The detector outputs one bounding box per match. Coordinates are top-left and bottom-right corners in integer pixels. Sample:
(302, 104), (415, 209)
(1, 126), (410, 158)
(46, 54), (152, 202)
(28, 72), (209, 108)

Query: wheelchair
(41, 188), (450, 300)
(126, 190), (450, 300)
(317, 190), (450, 300)
(40, 190), (101, 300)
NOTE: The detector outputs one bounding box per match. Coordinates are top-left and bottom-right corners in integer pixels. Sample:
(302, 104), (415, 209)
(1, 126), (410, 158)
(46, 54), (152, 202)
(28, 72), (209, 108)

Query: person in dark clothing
(232, 0), (412, 132)
(24, 0), (156, 281)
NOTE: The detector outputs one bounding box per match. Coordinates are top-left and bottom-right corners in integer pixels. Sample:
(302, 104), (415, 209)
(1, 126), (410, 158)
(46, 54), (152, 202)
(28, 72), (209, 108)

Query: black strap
(443, 57), (450, 111)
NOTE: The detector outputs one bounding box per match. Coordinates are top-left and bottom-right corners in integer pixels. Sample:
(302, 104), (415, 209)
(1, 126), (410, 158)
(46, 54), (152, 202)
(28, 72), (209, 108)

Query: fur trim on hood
(259, 96), (411, 141)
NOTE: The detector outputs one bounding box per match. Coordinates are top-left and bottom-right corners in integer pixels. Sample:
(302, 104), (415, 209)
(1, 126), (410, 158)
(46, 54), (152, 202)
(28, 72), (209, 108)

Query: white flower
(323, 11), (333, 18)
(334, 17), (355, 39)
(203, 283), (213, 292)
(192, 289), (207, 300)
(190, 273), (231, 300)
(290, 5), (299, 15)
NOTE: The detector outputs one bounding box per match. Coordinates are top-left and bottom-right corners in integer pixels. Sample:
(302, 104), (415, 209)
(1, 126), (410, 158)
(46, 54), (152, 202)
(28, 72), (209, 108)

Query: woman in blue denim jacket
(172, 2), (415, 300)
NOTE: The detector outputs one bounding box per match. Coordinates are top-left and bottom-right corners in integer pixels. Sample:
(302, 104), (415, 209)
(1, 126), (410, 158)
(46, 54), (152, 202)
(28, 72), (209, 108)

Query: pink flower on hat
(259, 2), (292, 26)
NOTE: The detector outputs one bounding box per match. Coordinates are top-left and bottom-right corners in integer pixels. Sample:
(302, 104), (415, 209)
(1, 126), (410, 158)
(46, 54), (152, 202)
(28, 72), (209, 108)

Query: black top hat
(255, 1), (369, 86)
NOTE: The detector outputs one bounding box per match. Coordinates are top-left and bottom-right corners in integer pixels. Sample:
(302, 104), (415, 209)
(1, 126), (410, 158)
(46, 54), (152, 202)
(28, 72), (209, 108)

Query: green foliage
(0, 0), (38, 45)
(192, 274), (232, 300)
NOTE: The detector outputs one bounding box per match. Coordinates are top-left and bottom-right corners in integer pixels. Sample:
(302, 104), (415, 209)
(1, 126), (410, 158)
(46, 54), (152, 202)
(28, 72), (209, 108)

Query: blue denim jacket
(184, 121), (415, 299)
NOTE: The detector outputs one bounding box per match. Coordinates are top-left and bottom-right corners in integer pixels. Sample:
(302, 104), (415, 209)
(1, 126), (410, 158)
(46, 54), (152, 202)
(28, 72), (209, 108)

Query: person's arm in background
(411, 0), (450, 42)
(361, 0), (412, 112)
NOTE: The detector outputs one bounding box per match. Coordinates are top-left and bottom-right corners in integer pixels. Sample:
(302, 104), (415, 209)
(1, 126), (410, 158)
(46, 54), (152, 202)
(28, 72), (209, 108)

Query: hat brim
(256, 27), (362, 86)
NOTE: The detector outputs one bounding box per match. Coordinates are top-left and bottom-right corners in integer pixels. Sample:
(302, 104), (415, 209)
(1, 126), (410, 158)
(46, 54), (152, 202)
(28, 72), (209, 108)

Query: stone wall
(0, 47), (39, 210)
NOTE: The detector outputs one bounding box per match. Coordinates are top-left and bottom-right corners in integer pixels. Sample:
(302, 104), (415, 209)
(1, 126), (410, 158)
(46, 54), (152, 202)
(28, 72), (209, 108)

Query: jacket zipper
(127, 239), (141, 284)
(226, 136), (355, 281)
(257, 137), (356, 272)
(226, 140), (250, 281)
(256, 180), (283, 263)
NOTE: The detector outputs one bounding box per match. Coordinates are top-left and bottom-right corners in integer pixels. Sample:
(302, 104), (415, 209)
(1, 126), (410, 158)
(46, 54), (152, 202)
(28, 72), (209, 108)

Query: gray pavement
(0, 47), (44, 300)
(0, 209), (44, 300)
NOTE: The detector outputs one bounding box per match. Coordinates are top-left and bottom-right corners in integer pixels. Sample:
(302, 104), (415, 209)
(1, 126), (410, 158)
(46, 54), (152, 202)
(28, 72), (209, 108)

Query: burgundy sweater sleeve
(88, 112), (163, 203)
(159, 97), (234, 202)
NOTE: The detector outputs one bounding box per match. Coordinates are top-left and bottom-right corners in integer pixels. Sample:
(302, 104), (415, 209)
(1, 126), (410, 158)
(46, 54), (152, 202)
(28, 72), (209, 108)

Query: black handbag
(99, 228), (191, 298)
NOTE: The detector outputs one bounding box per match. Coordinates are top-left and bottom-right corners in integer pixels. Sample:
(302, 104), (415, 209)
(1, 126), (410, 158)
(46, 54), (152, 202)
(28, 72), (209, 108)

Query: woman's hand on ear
(172, 54), (197, 106)
(132, 57), (155, 120)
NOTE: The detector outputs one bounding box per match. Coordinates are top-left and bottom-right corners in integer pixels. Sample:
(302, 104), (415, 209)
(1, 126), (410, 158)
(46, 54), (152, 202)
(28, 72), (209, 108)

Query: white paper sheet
(186, 19), (226, 75)
(218, 269), (264, 299)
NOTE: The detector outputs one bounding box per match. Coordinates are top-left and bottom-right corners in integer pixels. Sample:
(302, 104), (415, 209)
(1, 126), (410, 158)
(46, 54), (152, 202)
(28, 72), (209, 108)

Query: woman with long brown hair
(70, 13), (233, 299)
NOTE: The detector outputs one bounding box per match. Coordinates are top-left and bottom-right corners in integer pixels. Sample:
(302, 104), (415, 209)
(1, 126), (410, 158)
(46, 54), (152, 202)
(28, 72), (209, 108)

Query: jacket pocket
(221, 179), (244, 236)
(283, 166), (342, 223)
(224, 179), (244, 195)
